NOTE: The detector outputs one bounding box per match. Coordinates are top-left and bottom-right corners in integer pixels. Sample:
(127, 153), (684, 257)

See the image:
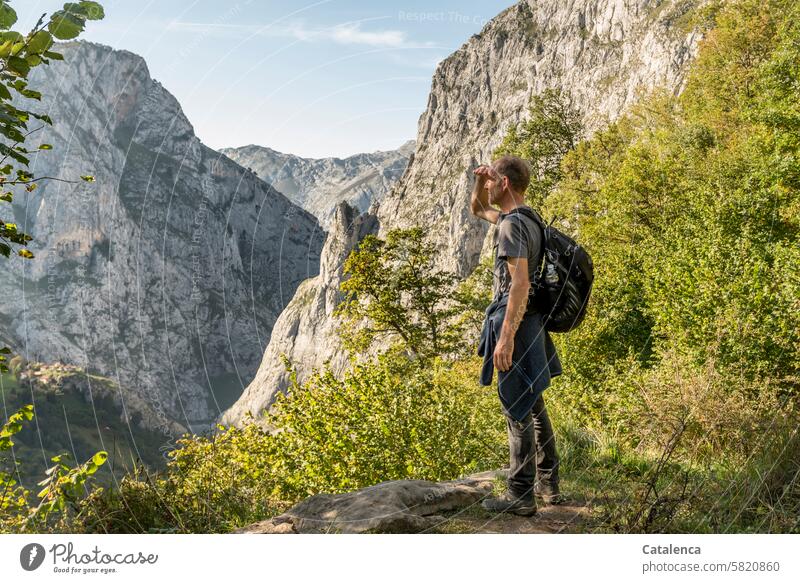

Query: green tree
(335, 227), (465, 360)
(494, 86), (584, 207)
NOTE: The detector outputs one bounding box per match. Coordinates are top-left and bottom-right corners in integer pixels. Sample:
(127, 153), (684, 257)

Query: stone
(234, 470), (501, 534)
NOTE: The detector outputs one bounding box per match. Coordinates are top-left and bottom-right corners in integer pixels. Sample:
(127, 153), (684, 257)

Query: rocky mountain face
(219, 141), (414, 230)
(221, 0), (709, 426)
(3, 42), (323, 432)
(219, 200), (378, 427)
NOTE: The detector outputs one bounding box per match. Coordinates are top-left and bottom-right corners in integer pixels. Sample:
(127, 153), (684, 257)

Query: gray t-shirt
(492, 206), (542, 299)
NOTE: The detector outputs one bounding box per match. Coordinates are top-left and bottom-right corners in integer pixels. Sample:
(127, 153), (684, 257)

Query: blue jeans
(506, 394), (560, 500)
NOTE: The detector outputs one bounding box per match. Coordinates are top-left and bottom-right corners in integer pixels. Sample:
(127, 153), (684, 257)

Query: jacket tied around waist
(477, 292), (563, 422)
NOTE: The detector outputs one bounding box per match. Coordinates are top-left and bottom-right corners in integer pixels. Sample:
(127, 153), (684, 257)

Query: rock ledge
(235, 470), (503, 534)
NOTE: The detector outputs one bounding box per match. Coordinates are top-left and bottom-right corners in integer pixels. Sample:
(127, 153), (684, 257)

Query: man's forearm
(500, 280), (530, 342)
(471, 177), (490, 214)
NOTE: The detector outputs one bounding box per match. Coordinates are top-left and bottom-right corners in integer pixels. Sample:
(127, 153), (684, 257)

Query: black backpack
(511, 207), (594, 333)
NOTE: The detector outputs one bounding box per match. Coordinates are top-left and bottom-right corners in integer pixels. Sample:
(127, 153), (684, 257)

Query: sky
(15, 0), (515, 158)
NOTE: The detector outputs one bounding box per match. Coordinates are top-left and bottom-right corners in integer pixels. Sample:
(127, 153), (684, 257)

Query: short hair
(492, 155), (531, 193)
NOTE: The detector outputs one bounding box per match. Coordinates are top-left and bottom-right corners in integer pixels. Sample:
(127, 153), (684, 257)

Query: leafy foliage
(1, 404), (107, 532)
(335, 227), (467, 359)
(66, 351), (506, 533)
(265, 352), (505, 499)
(494, 86), (584, 207)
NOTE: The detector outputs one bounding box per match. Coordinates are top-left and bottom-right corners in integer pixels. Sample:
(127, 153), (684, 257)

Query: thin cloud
(167, 18), (437, 49)
(327, 23), (406, 47)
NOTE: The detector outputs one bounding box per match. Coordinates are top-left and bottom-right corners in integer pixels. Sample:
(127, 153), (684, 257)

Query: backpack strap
(507, 206), (547, 280)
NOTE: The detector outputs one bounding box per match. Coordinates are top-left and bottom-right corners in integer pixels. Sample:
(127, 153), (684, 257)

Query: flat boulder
(234, 470), (502, 534)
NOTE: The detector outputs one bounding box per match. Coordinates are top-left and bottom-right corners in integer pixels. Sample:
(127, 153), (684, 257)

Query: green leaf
(91, 451), (108, 466)
(38, 144), (53, 150)
(43, 50), (64, 61)
(25, 54), (42, 68)
(20, 87), (42, 99)
(7, 55), (30, 76)
(80, 174), (95, 182)
(0, 243), (9, 258)
(78, 1), (104, 20)
(32, 112), (53, 125)
(0, 30), (22, 43)
(0, 3), (17, 30)
(18, 248), (34, 259)
(0, 82), (9, 99)
(26, 30), (53, 54)
(62, 2), (104, 21)
(48, 11), (85, 40)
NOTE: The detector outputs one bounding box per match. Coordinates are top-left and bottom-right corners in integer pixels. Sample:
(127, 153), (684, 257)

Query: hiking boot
(534, 481), (563, 505)
(481, 491), (537, 516)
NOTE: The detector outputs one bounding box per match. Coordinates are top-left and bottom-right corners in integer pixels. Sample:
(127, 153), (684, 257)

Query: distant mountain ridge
(219, 140), (414, 229)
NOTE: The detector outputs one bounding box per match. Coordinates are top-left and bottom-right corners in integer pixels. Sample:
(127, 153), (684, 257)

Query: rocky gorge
(3, 41), (324, 432)
(221, 0), (710, 426)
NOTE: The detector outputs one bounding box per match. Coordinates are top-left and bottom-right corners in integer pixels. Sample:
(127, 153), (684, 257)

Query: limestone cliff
(2, 41), (323, 430)
(219, 200), (377, 426)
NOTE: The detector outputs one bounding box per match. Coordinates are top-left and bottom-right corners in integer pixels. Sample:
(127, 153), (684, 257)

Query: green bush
(265, 352), (506, 499)
(70, 351), (507, 533)
(1, 404), (108, 533)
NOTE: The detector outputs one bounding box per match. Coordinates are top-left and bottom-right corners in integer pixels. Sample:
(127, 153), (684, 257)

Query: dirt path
(425, 494), (595, 534)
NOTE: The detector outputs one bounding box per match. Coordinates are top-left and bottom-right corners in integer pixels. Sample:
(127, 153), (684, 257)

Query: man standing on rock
(471, 155), (563, 516)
